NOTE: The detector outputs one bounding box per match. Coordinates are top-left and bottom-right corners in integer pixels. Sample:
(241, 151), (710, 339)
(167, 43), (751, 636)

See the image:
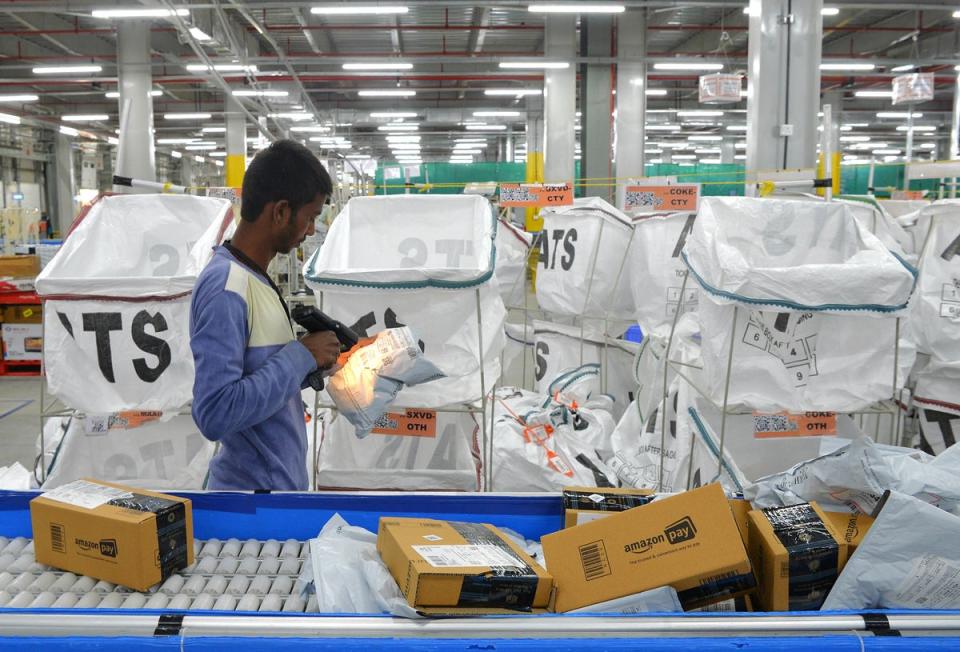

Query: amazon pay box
(378, 517), (553, 614)
(747, 502), (848, 611)
(543, 483), (755, 612)
(30, 479), (194, 592)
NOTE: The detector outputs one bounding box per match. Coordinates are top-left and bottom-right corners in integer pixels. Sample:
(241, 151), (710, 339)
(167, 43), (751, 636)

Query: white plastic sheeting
(685, 197), (917, 412)
(304, 195), (506, 407)
(535, 197), (634, 320)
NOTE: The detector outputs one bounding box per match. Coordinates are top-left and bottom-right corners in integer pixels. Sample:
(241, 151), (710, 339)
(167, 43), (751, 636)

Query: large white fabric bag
(536, 197), (634, 320)
(494, 218), (532, 306)
(304, 195), (506, 407)
(685, 197), (917, 412)
(628, 212), (698, 333)
(36, 194), (233, 413)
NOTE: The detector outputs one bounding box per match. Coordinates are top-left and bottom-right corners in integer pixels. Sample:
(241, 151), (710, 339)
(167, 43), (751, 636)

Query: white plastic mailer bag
(304, 195), (506, 407)
(536, 197), (635, 320)
(39, 413), (214, 490)
(822, 492), (960, 611)
(316, 409), (481, 491)
(685, 197), (917, 412)
(745, 436), (960, 514)
(628, 212), (698, 333)
(532, 320), (639, 420)
(502, 322), (535, 388)
(488, 388), (617, 491)
(325, 327), (445, 437)
(494, 218), (532, 306)
(37, 194), (234, 413)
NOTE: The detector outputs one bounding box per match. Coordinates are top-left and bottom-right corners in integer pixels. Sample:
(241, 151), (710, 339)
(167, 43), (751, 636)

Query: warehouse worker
(190, 140), (341, 490)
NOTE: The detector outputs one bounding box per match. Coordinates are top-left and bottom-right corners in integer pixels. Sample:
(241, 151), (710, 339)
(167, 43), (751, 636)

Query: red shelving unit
(0, 290), (41, 377)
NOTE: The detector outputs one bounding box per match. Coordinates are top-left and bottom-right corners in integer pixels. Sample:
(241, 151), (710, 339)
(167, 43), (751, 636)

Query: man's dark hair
(240, 139), (333, 222)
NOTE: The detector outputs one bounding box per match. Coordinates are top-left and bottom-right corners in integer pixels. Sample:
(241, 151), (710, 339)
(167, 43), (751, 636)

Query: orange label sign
(892, 190), (925, 200)
(624, 184), (701, 213)
(83, 410), (164, 434)
(500, 183), (573, 208)
(753, 411), (837, 439)
(371, 408), (437, 438)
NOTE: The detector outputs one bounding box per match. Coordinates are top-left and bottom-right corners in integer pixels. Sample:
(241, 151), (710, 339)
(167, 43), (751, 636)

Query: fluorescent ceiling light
(157, 138), (199, 144)
(694, 148), (720, 154)
(672, 154), (697, 160)
(648, 159), (663, 164)
(214, 160), (224, 167)
(454, 138), (486, 143)
(209, 152), (227, 158)
(59, 125), (79, 136)
(877, 111), (922, 119)
(0, 94), (38, 102)
(466, 124), (507, 130)
(92, 8), (188, 18)
(677, 110), (724, 117)
(390, 144), (421, 150)
(646, 89), (668, 96)
(290, 125), (330, 132)
(343, 62), (413, 70)
(188, 26), (212, 42)
(164, 112), (212, 120)
(346, 154), (372, 159)
(820, 62), (875, 71)
(201, 127), (226, 133)
(186, 64), (258, 73)
(735, 142), (747, 149)
(726, 125), (747, 131)
(358, 89), (416, 97)
(843, 123), (869, 128)
(891, 64), (915, 73)
(855, 90), (893, 98)
(646, 125), (681, 131)
(473, 111), (521, 117)
(734, 154), (746, 160)
(653, 62), (723, 71)
(33, 64), (102, 75)
(232, 89), (289, 97)
(194, 156), (205, 162)
(268, 112), (313, 120)
(527, 4), (625, 13)
(186, 144), (218, 150)
(921, 143), (937, 149)
(873, 148), (901, 155)
(371, 111), (418, 118)
(378, 125), (418, 131)
(954, 10), (960, 18)
(107, 136), (119, 145)
(821, 7), (840, 16)
(688, 135), (723, 141)
(170, 150), (183, 158)
(499, 61), (570, 69)
(62, 114), (109, 122)
(484, 88), (542, 97)
(840, 136), (871, 142)
(0, 113), (22, 125)
(897, 125), (937, 132)
(311, 6), (409, 15)
(644, 149), (663, 154)
(105, 90), (162, 98)
(699, 158), (722, 164)
(386, 135), (421, 142)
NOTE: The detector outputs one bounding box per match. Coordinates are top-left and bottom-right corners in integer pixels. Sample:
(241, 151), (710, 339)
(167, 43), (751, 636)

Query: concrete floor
(0, 377), (44, 471)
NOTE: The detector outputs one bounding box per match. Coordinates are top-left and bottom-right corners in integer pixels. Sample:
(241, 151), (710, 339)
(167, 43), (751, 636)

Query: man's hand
(299, 331), (340, 370)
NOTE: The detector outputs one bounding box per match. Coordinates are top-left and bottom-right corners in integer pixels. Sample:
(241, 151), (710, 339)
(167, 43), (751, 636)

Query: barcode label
(411, 544), (522, 569)
(579, 540), (611, 581)
(41, 480), (133, 510)
(755, 415), (793, 433)
(50, 523), (65, 553)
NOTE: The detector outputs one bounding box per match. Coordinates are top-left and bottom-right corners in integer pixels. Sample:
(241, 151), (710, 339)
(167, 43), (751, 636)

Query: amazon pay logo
(664, 517), (697, 545)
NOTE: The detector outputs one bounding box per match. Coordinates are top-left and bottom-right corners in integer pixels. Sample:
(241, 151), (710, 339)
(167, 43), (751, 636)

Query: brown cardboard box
(30, 479), (194, 592)
(562, 486), (655, 528)
(2, 323), (42, 361)
(823, 511), (875, 554)
(0, 255), (39, 279)
(542, 483), (756, 612)
(377, 517), (553, 613)
(729, 498), (752, 548)
(2, 304), (41, 324)
(747, 502), (848, 611)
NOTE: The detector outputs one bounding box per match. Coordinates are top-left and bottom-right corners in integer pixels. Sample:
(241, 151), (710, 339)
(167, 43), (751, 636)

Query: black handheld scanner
(291, 304), (361, 391)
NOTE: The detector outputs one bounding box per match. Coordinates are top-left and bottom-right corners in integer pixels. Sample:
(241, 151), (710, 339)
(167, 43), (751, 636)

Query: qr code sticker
(753, 414), (796, 433)
(373, 415), (399, 430)
(501, 186), (535, 203)
(625, 190), (657, 210)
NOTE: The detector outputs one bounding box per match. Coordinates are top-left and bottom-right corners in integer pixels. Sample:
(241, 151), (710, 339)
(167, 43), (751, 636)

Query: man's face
(276, 192), (325, 253)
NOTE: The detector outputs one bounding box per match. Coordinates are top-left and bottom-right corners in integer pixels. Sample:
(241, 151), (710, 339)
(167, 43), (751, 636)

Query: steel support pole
(543, 14), (576, 185)
(614, 9), (646, 209)
(745, 0), (823, 195)
(52, 133), (75, 234)
(580, 15), (613, 200)
(113, 20), (156, 192)
(225, 95), (246, 188)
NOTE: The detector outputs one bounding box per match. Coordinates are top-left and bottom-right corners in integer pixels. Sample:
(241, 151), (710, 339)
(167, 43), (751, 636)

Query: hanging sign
(624, 183), (701, 213)
(892, 73), (934, 106)
(698, 73), (743, 104)
(500, 183), (573, 208)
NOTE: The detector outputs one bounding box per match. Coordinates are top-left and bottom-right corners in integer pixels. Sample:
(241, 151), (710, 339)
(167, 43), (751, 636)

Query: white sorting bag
(494, 218), (533, 307)
(536, 197), (635, 320)
(36, 194), (234, 413)
(628, 212), (698, 333)
(684, 197), (917, 412)
(303, 195), (506, 407)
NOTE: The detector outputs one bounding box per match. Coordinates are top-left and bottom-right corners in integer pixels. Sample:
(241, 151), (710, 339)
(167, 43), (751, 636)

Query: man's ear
(272, 199), (290, 224)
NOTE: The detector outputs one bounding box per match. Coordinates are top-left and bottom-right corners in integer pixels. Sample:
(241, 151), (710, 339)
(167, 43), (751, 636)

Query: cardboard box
(563, 486), (655, 528)
(0, 254), (39, 279)
(30, 479), (194, 592)
(823, 511), (875, 554)
(2, 323), (42, 361)
(747, 502), (848, 611)
(377, 517), (553, 613)
(542, 483), (756, 612)
(729, 498), (752, 548)
(2, 304), (41, 324)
